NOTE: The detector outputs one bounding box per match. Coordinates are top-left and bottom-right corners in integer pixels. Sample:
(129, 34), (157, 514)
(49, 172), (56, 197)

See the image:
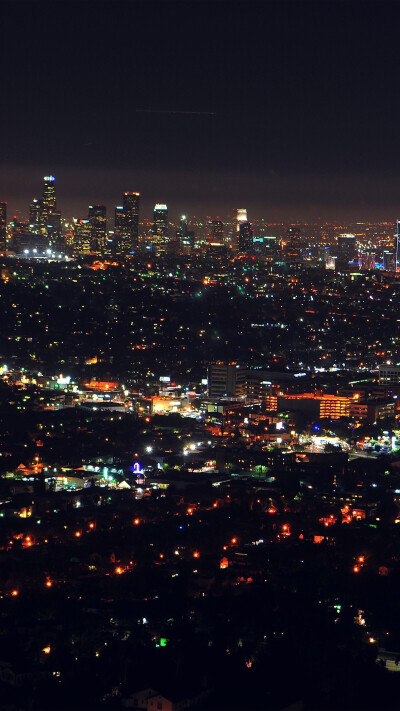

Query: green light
(160, 638), (167, 647)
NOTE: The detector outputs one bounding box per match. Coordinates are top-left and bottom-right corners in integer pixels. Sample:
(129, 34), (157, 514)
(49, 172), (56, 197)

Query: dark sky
(2, 0), (400, 222)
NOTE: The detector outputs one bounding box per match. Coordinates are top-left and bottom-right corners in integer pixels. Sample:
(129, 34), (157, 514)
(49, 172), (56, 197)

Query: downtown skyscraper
(114, 192), (140, 254)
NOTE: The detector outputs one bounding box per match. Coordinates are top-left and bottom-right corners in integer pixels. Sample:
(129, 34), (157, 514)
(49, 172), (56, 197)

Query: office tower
(359, 252), (375, 270)
(178, 215), (195, 251)
(0, 202), (6, 249)
(238, 221), (254, 251)
(88, 205), (107, 248)
(152, 204), (168, 252)
(232, 208), (247, 250)
(337, 233), (357, 261)
(121, 192), (140, 251)
(395, 220), (400, 272)
(179, 215), (188, 241)
(206, 220), (224, 244)
(35, 175), (61, 240)
(29, 199), (42, 229)
(284, 225), (302, 262)
(41, 175), (56, 227)
(208, 362), (246, 399)
(47, 210), (62, 243)
(73, 218), (92, 254)
(115, 206), (124, 234)
(384, 250), (395, 271)
(114, 193), (140, 254)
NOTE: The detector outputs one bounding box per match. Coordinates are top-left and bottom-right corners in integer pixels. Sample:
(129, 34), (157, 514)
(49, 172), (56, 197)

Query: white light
(146, 446), (153, 453)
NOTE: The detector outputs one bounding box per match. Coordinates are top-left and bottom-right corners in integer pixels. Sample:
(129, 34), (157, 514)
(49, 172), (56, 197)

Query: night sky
(2, 0), (400, 222)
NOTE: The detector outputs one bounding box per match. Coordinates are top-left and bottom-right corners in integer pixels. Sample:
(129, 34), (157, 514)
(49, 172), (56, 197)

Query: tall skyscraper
(73, 218), (92, 254)
(0, 202), (7, 249)
(114, 192), (140, 254)
(42, 175), (56, 211)
(31, 175), (61, 242)
(238, 221), (254, 252)
(232, 208), (247, 250)
(284, 225), (302, 263)
(88, 205), (107, 248)
(152, 204), (168, 252)
(395, 220), (400, 272)
(29, 199), (42, 229)
(41, 175), (56, 229)
(122, 192), (140, 248)
(206, 220), (224, 244)
(337, 233), (357, 262)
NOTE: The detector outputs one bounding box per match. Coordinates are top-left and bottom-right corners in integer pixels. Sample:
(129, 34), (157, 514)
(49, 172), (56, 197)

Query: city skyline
(5, 167), (400, 225)
(2, 0), (400, 221)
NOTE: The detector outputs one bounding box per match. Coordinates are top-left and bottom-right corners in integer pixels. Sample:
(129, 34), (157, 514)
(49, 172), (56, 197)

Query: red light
(11, 590), (18, 597)
(75, 531), (81, 538)
(115, 566), (123, 575)
(193, 551), (200, 558)
(353, 565), (360, 573)
(134, 518), (140, 525)
(231, 537), (237, 544)
(89, 523), (95, 529)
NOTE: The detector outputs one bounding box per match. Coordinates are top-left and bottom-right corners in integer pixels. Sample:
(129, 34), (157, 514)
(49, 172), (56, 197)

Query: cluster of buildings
(2, 176), (400, 268)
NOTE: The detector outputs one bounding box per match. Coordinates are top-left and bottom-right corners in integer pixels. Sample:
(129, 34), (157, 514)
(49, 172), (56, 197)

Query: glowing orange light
(187, 508), (193, 515)
(268, 507), (276, 514)
(159, 554), (164, 559)
(193, 551), (200, 558)
(42, 646), (51, 654)
(115, 566), (123, 575)
(353, 565), (360, 573)
(231, 537), (237, 544)
(89, 523), (95, 529)
(45, 579), (52, 588)
(75, 531), (81, 538)
(11, 590), (18, 597)
(134, 518), (140, 525)
(358, 556), (365, 563)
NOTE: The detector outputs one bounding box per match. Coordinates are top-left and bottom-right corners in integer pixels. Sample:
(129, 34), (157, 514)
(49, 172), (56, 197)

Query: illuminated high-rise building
(206, 220), (224, 244)
(47, 210), (62, 242)
(208, 362), (246, 399)
(115, 206), (124, 232)
(32, 175), (61, 241)
(73, 218), (92, 254)
(122, 192), (140, 248)
(238, 221), (254, 252)
(29, 199), (42, 229)
(0, 202), (7, 249)
(337, 233), (357, 262)
(152, 204), (168, 252)
(114, 192), (140, 254)
(284, 225), (302, 263)
(395, 220), (400, 272)
(232, 208), (247, 250)
(43, 175), (56, 211)
(88, 205), (107, 247)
